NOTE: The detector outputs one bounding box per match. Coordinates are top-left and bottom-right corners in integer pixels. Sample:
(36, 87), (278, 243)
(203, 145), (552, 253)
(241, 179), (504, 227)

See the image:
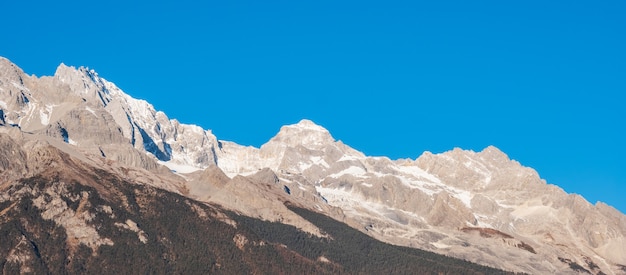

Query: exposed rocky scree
(1, 56), (626, 274)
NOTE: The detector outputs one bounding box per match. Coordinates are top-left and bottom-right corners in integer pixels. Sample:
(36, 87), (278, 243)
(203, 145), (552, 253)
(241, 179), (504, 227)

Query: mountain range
(1, 56), (625, 274)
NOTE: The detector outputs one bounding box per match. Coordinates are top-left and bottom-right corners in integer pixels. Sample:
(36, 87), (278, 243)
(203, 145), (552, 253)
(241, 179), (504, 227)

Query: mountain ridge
(1, 56), (625, 274)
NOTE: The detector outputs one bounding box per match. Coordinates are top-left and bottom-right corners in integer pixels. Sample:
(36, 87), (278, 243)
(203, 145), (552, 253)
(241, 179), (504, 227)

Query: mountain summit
(269, 119), (335, 148)
(1, 57), (625, 274)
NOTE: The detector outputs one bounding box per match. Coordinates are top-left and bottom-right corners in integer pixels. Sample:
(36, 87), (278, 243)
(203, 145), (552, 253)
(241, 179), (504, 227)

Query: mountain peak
(54, 62), (73, 73)
(478, 145), (511, 163)
(53, 62), (82, 82)
(267, 119), (334, 148)
(291, 119), (328, 131)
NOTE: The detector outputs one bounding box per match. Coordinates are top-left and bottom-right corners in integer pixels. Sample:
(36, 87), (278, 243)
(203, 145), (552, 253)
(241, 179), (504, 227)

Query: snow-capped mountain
(0, 57), (219, 172)
(216, 119), (626, 274)
(1, 57), (625, 274)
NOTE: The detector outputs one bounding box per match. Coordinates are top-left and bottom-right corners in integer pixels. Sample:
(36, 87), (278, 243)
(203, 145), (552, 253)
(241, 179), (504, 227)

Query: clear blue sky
(2, 1), (625, 214)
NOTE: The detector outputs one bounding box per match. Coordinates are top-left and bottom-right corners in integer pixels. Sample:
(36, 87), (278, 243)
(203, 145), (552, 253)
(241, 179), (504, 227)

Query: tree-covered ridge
(234, 203), (520, 274)
(0, 168), (341, 274)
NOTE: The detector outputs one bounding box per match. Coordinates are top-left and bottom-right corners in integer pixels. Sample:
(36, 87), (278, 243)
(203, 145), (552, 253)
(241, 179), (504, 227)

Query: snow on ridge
(289, 119), (329, 132)
(452, 189), (473, 209)
(158, 160), (202, 174)
(394, 165), (441, 184)
(338, 154), (362, 162)
(298, 156), (330, 171)
(328, 166), (367, 178)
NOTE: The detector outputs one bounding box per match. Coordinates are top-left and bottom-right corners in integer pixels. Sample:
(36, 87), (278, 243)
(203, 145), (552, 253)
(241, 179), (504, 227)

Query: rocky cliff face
(1, 57), (625, 274)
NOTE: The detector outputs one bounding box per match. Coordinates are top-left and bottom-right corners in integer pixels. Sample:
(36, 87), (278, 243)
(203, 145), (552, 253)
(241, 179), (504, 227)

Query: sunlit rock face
(2, 57), (625, 275)
(214, 117), (626, 274)
(0, 57), (220, 171)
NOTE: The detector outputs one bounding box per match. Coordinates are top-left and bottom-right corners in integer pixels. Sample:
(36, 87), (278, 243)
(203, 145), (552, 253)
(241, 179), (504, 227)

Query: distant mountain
(1, 56), (625, 274)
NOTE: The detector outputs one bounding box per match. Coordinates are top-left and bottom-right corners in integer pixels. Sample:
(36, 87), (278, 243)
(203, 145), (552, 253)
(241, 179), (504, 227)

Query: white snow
(394, 165), (441, 184)
(338, 154), (361, 162)
(85, 106), (97, 116)
(39, 109), (50, 125)
(312, 156), (329, 167)
(463, 158), (492, 185)
(390, 163), (474, 208)
(158, 160), (202, 174)
(290, 119), (328, 132)
(67, 138), (77, 145)
(452, 189), (473, 208)
(297, 156), (329, 171)
(328, 166), (367, 178)
(298, 161), (312, 171)
(39, 104), (55, 126)
(0, 100), (7, 109)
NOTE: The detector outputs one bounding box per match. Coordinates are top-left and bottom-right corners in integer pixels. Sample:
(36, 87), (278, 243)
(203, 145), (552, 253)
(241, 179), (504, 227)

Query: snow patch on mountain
(328, 166), (367, 178)
(158, 160), (202, 174)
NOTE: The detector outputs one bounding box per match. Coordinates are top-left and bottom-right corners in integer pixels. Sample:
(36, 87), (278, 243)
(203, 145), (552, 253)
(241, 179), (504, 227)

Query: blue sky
(2, 1), (625, 214)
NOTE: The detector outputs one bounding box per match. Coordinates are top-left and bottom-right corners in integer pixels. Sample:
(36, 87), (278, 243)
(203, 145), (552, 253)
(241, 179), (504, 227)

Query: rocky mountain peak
(53, 62), (81, 82)
(293, 119), (327, 130)
(478, 145), (511, 163)
(267, 119), (334, 148)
